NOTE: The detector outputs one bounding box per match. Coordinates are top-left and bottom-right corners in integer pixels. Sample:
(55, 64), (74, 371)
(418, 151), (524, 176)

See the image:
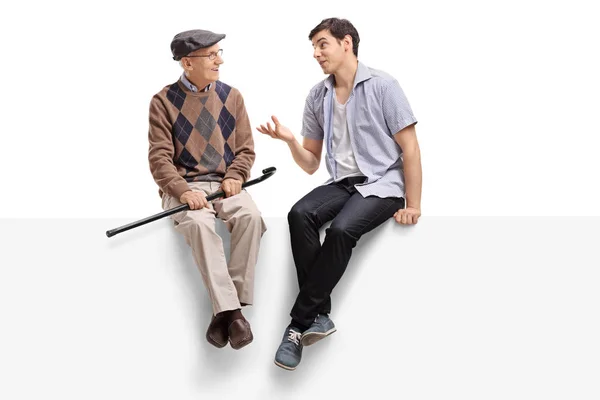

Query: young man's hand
(221, 178), (242, 197)
(180, 191), (209, 210)
(394, 207), (421, 225)
(257, 116), (295, 143)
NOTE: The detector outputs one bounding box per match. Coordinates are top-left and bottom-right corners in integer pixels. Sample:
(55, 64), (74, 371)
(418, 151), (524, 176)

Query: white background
(1, 0), (599, 218)
(1, 1), (599, 399)
(1, 218), (599, 400)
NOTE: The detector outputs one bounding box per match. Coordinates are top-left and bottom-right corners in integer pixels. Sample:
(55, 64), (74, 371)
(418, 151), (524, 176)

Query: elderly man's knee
(240, 206), (263, 225)
(179, 210), (213, 230)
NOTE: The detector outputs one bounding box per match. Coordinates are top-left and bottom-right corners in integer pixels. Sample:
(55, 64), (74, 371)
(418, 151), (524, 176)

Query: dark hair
(309, 18), (360, 57)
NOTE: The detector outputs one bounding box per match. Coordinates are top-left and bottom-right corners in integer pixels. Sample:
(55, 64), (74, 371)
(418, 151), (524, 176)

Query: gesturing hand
(256, 116), (295, 143)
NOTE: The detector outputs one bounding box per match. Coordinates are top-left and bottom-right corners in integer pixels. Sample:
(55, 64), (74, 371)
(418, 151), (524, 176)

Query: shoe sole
(301, 327), (337, 346)
(274, 360), (296, 371)
(229, 319), (253, 350)
(206, 334), (227, 348)
(229, 333), (253, 350)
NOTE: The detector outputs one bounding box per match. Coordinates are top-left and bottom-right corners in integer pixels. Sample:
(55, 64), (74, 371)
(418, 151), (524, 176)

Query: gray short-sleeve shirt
(300, 61), (417, 199)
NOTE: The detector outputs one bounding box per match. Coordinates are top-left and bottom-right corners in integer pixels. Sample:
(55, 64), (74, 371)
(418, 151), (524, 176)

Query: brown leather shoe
(228, 317), (253, 350)
(206, 314), (228, 348)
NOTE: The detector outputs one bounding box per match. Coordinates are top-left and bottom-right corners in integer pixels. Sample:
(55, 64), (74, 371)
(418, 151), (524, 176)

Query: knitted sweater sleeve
(148, 95), (190, 199)
(224, 90), (255, 182)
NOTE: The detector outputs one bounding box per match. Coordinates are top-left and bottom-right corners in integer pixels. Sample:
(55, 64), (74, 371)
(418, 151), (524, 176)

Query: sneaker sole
(301, 327), (337, 346)
(274, 360), (296, 371)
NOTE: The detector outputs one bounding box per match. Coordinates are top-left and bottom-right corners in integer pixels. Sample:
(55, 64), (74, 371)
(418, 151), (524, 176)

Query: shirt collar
(324, 61), (372, 90)
(180, 74), (211, 92)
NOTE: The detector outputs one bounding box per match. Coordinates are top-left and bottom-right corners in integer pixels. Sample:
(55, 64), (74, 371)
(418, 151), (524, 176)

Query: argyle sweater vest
(148, 80), (255, 199)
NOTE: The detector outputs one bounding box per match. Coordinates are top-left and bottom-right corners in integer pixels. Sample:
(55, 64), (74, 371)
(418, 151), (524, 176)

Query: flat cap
(170, 29), (226, 61)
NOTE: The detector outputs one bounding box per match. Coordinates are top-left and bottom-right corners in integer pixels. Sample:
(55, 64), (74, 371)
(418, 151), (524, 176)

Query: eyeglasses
(185, 49), (223, 60)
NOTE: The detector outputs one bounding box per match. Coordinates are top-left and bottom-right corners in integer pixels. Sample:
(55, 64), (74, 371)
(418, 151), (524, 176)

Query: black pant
(288, 177), (405, 327)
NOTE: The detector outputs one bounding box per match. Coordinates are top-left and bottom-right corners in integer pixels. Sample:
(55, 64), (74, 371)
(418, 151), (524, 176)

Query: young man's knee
(326, 223), (358, 241)
(288, 201), (314, 225)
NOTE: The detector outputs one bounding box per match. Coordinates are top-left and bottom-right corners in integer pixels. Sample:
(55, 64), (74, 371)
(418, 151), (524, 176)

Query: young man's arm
(257, 115), (323, 174)
(257, 88), (324, 174)
(380, 78), (421, 225)
(293, 137), (323, 175)
(393, 124), (422, 224)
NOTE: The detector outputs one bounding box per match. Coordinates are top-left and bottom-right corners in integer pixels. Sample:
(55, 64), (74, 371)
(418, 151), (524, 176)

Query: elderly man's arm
(148, 96), (207, 209)
(221, 91), (256, 197)
(148, 96), (191, 198)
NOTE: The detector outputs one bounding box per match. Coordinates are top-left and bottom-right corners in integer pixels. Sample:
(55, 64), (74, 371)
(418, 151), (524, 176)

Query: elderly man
(148, 29), (266, 350)
(258, 18), (422, 370)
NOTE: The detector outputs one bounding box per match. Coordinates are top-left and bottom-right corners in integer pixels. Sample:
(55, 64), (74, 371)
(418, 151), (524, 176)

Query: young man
(257, 18), (422, 370)
(148, 29), (266, 350)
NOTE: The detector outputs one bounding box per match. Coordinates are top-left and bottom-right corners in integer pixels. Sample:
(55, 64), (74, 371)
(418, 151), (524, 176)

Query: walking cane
(106, 167), (276, 238)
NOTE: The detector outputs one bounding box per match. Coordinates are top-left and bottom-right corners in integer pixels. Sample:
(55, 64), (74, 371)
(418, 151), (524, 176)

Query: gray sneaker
(301, 314), (337, 346)
(274, 326), (303, 371)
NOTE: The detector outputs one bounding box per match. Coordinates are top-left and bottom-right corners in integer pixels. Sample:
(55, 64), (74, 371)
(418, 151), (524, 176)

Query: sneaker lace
(287, 330), (302, 345)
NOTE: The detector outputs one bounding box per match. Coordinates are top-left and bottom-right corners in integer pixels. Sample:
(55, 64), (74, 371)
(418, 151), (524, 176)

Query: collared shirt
(180, 74), (212, 92)
(300, 61), (418, 199)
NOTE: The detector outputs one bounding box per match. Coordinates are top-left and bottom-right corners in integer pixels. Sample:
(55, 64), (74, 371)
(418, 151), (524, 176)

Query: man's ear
(344, 35), (353, 52)
(182, 57), (193, 71)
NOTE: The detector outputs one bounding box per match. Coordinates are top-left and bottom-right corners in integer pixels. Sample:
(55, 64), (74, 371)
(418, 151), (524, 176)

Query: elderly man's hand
(221, 178), (242, 197)
(394, 207), (421, 225)
(180, 190), (209, 210)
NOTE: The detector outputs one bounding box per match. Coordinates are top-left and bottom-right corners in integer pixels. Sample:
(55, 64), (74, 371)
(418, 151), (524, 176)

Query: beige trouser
(162, 181), (267, 315)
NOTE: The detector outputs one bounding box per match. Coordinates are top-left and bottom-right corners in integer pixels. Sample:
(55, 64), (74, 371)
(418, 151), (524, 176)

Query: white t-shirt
(332, 92), (363, 181)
